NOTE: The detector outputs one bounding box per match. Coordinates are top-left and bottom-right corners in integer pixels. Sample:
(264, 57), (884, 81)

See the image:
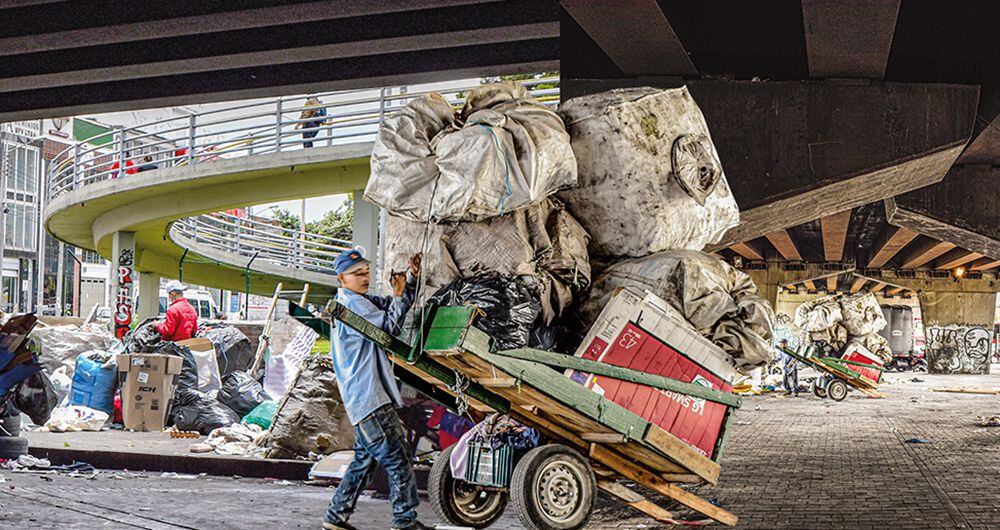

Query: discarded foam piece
(558, 86), (739, 257)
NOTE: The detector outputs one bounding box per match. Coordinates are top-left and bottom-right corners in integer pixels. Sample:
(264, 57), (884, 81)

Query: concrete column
(136, 271), (161, 322)
(744, 261), (781, 311)
(352, 191), (379, 265)
(918, 290), (997, 374)
(110, 231), (136, 340)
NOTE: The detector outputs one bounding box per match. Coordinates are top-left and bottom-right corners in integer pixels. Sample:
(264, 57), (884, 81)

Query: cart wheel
(429, 445), (509, 529)
(510, 444), (596, 530)
(811, 380), (827, 398)
(827, 379), (849, 401)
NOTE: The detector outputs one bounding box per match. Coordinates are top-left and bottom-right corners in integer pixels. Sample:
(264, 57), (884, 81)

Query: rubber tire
(0, 415), (20, 437)
(510, 444), (596, 530)
(0, 436), (28, 459)
(428, 445), (509, 529)
(812, 380), (827, 399)
(827, 379), (849, 402)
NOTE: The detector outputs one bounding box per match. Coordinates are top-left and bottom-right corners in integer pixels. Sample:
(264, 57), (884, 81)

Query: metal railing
(171, 211), (352, 275)
(47, 78), (560, 200)
(48, 76), (560, 278)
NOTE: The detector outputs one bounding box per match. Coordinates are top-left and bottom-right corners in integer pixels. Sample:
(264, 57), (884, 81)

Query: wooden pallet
(318, 303), (739, 526)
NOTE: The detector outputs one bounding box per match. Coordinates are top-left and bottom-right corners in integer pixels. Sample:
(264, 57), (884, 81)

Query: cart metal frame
(780, 345), (884, 400)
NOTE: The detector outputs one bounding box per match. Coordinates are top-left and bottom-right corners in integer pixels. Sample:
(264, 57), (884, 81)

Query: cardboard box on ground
(116, 354), (184, 431)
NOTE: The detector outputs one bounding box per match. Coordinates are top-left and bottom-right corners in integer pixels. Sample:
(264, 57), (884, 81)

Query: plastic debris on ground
(202, 422), (267, 457)
(171, 392), (241, 435)
(978, 415), (1000, 427)
(41, 405), (109, 432)
(365, 82), (577, 223)
(261, 355), (354, 459)
(427, 273), (542, 351)
(581, 249), (775, 372)
(557, 86), (739, 258)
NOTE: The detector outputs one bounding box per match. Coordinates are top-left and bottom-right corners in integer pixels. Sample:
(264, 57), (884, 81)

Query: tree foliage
(270, 198), (353, 242)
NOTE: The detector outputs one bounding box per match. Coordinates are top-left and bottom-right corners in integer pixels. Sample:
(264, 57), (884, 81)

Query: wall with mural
(926, 325), (993, 374)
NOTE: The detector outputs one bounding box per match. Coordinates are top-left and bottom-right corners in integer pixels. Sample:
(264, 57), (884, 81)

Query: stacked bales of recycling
(369, 83), (773, 371)
(794, 292), (891, 362)
(368, 83), (590, 349)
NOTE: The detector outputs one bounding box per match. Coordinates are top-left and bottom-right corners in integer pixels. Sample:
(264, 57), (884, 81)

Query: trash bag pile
(369, 83), (773, 370)
(794, 292), (891, 362)
(427, 273), (542, 351)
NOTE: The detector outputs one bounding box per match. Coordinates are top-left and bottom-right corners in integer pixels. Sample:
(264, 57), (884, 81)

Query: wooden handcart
(780, 345), (884, 401)
(295, 302), (741, 529)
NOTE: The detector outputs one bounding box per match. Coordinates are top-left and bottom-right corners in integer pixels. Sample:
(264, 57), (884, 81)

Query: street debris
(932, 388), (1000, 395)
(977, 415), (1000, 427)
(41, 405), (108, 432)
(903, 438), (931, 444)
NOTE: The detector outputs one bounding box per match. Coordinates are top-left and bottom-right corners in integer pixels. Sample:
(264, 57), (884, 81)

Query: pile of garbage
(368, 82), (772, 371)
(794, 292), (891, 362)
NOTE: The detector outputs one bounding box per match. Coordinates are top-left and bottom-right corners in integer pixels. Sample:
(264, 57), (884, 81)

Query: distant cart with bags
(781, 342), (885, 402)
(293, 301), (742, 529)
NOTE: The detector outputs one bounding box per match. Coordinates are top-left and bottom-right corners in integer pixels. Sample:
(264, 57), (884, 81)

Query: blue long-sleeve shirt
(331, 275), (416, 425)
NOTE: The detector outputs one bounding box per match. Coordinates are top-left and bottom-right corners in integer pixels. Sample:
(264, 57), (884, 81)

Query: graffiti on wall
(926, 325), (993, 374)
(114, 248), (135, 340)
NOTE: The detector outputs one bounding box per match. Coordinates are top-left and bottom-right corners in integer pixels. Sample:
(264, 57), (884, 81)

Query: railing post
(235, 218), (242, 253)
(379, 87), (387, 122)
(117, 128), (126, 179)
(274, 98), (283, 152)
(72, 143), (81, 188)
(187, 114), (196, 165)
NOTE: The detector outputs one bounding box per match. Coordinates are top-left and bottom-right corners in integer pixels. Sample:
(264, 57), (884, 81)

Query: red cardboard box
(569, 288), (738, 458)
(840, 343), (883, 384)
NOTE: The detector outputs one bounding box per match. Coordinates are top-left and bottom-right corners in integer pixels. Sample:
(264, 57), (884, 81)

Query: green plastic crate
(464, 441), (513, 488)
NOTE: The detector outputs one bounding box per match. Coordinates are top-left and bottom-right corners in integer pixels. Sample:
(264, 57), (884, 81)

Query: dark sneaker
(323, 521), (358, 530)
(392, 522), (434, 530)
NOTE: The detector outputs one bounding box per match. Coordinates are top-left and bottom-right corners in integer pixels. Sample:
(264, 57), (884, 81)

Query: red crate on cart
(840, 343), (883, 384)
(568, 288), (738, 459)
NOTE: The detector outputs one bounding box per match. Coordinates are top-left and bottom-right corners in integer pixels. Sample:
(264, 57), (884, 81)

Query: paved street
(3, 370), (999, 529)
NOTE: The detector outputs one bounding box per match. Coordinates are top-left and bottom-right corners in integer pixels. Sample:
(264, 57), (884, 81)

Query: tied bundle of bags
(368, 82), (591, 349)
(794, 292), (890, 362)
(557, 87), (739, 258)
(580, 250), (775, 372)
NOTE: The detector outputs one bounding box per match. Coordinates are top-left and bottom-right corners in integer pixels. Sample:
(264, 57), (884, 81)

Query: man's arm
(157, 307), (178, 338)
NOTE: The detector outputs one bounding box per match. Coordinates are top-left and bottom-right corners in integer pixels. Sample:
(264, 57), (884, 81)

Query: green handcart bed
(780, 345), (885, 400)
(292, 302), (741, 527)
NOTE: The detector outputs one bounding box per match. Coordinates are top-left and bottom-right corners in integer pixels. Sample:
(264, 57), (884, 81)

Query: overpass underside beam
(886, 165), (1000, 259)
(562, 78), (978, 250)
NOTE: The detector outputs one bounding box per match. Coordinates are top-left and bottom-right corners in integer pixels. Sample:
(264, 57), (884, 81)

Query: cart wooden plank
(598, 479), (679, 525)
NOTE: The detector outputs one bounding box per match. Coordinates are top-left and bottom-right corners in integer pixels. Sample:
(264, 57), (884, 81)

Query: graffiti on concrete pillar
(926, 324), (993, 374)
(114, 248), (135, 340)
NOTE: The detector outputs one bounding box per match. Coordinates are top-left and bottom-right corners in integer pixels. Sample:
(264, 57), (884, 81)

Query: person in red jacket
(157, 280), (198, 342)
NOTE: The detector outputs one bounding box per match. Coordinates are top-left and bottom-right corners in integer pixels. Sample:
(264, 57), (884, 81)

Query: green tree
(270, 208), (301, 231)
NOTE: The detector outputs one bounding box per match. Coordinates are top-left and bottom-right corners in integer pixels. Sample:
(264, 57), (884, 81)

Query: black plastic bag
(528, 324), (573, 353)
(147, 342), (200, 403)
(171, 390), (240, 435)
(125, 320), (162, 353)
(217, 371), (268, 417)
(198, 325), (253, 377)
(13, 371), (58, 426)
(427, 273), (541, 350)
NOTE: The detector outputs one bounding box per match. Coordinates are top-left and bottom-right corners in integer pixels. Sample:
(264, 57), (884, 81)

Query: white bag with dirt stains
(794, 296), (844, 332)
(581, 250), (774, 372)
(43, 405), (109, 432)
(838, 292), (888, 336)
(557, 87), (739, 257)
(365, 83), (576, 222)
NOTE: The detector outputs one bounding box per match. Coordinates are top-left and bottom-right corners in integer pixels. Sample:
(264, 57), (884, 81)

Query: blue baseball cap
(334, 247), (368, 274)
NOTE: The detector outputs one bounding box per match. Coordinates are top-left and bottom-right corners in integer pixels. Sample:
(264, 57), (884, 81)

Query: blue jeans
(325, 404), (418, 528)
(783, 364), (799, 395)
